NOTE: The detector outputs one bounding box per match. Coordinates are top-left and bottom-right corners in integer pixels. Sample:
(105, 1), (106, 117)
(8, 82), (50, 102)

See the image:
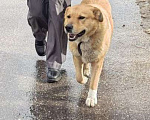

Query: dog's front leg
(86, 58), (104, 107)
(73, 56), (88, 84)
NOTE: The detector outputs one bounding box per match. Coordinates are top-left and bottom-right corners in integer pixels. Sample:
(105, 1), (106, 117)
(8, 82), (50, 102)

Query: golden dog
(64, 0), (113, 107)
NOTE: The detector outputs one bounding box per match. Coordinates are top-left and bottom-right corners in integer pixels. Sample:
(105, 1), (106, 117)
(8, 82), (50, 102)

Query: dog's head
(64, 4), (103, 41)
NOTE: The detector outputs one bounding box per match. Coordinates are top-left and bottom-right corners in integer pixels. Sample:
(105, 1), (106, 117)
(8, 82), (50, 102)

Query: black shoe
(47, 68), (62, 83)
(35, 40), (46, 56)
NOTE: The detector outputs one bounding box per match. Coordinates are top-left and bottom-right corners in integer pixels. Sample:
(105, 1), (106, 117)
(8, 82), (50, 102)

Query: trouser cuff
(47, 61), (62, 70)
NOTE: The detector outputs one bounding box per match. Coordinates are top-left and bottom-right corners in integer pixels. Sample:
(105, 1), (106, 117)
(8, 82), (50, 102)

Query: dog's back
(81, 0), (113, 32)
(81, 0), (111, 12)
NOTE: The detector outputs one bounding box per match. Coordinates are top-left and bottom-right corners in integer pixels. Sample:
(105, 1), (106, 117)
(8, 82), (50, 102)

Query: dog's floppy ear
(93, 7), (103, 22)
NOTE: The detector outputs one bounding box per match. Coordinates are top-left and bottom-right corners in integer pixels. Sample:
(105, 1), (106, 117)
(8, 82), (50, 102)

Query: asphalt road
(0, 0), (150, 120)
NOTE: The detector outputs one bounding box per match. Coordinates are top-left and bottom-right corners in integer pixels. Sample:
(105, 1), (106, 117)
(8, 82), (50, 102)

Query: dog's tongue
(69, 34), (77, 39)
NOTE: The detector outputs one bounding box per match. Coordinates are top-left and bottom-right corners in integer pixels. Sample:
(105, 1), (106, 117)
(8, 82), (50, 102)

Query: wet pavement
(0, 0), (150, 120)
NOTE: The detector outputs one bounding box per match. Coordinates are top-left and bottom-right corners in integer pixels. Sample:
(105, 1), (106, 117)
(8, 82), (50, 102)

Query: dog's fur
(64, 0), (113, 107)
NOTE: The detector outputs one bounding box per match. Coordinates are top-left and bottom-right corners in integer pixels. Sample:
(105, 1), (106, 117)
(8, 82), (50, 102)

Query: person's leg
(46, 0), (71, 82)
(27, 0), (49, 56)
(46, 0), (71, 69)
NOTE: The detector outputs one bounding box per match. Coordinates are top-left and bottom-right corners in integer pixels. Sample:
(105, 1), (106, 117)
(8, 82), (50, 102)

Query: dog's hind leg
(86, 58), (104, 107)
(73, 56), (88, 84)
(83, 63), (90, 78)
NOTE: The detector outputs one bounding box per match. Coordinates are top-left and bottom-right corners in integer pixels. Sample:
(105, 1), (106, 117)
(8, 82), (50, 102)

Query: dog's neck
(75, 35), (90, 44)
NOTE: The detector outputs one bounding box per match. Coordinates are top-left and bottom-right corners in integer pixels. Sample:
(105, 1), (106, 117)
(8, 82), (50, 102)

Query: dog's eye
(78, 16), (85, 20)
(67, 15), (71, 18)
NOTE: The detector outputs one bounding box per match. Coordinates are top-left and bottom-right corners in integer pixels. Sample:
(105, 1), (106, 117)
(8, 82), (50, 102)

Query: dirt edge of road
(136, 0), (150, 34)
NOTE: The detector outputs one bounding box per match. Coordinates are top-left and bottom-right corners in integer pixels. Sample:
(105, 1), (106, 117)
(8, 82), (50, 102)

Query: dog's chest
(80, 42), (99, 63)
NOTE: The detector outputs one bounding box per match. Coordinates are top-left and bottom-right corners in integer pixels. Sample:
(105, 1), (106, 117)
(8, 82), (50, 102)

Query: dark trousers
(27, 0), (71, 69)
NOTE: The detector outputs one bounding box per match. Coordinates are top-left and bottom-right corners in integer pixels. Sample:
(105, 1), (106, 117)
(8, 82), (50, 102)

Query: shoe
(47, 68), (62, 83)
(35, 40), (46, 56)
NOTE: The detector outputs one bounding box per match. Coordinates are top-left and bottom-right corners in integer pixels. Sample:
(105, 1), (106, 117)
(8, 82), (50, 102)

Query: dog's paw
(80, 76), (88, 84)
(83, 64), (90, 78)
(83, 69), (90, 78)
(85, 89), (97, 107)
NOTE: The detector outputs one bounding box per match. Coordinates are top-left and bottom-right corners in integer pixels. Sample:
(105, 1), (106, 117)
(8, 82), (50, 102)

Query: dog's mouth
(68, 30), (86, 41)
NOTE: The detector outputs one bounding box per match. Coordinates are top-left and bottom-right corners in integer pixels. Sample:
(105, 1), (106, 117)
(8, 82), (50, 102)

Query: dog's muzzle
(68, 30), (86, 41)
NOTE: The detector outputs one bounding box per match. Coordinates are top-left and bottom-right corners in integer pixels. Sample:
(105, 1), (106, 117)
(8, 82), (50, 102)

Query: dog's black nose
(65, 24), (73, 32)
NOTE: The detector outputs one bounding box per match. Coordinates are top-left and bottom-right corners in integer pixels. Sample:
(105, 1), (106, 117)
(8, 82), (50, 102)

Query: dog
(64, 0), (113, 107)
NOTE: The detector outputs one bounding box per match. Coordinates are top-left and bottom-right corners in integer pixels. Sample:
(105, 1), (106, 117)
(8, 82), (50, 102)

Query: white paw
(84, 69), (90, 78)
(86, 89), (97, 107)
(80, 76), (88, 84)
